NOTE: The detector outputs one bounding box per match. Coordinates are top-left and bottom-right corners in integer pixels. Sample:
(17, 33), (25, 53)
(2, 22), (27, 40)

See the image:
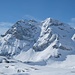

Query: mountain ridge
(0, 18), (75, 64)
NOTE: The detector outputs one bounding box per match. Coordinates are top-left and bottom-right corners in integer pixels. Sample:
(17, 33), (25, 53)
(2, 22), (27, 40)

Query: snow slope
(0, 55), (75, 75)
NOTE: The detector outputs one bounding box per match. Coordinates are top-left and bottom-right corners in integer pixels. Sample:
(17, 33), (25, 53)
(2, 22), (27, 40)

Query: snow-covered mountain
(0, 20), (41, 56)
(0, 18), (75, 64)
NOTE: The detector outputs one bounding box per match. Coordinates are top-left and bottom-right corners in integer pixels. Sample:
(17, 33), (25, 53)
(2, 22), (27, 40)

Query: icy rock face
(0, 18), (75, 63)
(33, 18), (59, 51)
(0, 20), (41, 56)
(5, 20), (40, 40)
(33, 18), (75, 52)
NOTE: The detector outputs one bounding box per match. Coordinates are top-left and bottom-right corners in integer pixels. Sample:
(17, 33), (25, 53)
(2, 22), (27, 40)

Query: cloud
(0, 22), (13, 28)
(71, 18), (75, 22)
(68, 18), (75, 28)
(24, 15), (36, 20)
(22, 15), (41, 22)
(0, 22), (13, 35)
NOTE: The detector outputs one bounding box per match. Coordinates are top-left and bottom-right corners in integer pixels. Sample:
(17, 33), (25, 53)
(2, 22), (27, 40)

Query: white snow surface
(0, 55), (75, 75)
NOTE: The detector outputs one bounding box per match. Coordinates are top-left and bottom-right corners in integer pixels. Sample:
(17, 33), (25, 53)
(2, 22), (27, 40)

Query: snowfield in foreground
(0, 55), (75, 75)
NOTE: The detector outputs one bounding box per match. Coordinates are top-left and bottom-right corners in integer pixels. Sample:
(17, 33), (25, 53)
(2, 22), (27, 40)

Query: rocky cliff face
(0, 20), (41, 56)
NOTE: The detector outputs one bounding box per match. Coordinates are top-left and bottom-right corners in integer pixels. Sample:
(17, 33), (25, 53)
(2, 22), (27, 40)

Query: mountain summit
(0, 18), (75, 63)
